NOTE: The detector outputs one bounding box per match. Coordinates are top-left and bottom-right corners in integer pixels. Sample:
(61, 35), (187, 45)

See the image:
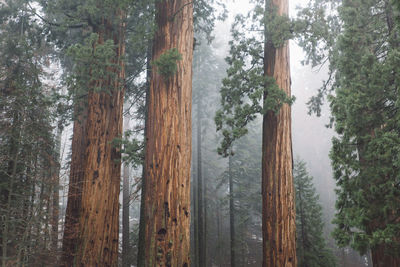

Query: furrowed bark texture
(371, 244), (400, 267)
(74, 14), (126, 267)
(262, 0), (296, 266)
(140, 1), (194, 266)
(61, 104), (87, 267)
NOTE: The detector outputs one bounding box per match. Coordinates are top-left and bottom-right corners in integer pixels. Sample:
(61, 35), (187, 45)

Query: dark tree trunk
(297, 178), (307, 266)
(262, 0), (296, 266)
(137, 39), (152, 267)
(229, 154), (236, 267)
(216, 197), (221, 267)
(197, 92), (205, 267)
(371, 245), (400, 267)
(139, 0), (194, 265)
(122, 117), (130, 267)
(51, 123), (62, 255)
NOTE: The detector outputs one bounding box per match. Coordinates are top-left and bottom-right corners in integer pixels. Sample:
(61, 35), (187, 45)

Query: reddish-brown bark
(74, 14), (126, 266)
(139, 1), (194, 266)
(61, 103), (87, 267)
(371, 244), (400, 267)
(61, 11), (127, 267)
(262, 0), (296, 266)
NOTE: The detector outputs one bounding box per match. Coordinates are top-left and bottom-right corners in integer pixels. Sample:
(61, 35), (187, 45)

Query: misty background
(49, 0), (368, 265)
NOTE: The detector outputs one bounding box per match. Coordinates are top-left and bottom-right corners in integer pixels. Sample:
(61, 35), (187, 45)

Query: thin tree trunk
(137, 38), (152, 266)
(229, 154), (236, 267)
(297, 180), (307, 266)
(51, 122), (62, 255)
(139, 1), (194, 266)
(191, 165), (200, 267)
(75, 12), (126, 266)
(197, 93), (205, 267)
(194, 173), (199, 267)
(122, 116), (130, 267)
(216, 197), (221, 267)
(262, 0), (296, 266)
(204, 169), (208, 267)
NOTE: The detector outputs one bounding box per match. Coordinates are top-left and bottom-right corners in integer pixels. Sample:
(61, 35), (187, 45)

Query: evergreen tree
(221, 124), (263, 266)
(0, 0), (62, 265)
(294, 0), (400, 265)
(294, 159), (336, 267)
(38, 1), (155, 265)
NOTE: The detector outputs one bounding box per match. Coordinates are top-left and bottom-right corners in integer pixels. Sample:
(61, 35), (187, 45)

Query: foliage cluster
(215, 3), (295, 156)
(294, 160), (337, 267)
(67, 33), (118, 94)
(295, 0), (400, 258)
(152, 48), (182, 79)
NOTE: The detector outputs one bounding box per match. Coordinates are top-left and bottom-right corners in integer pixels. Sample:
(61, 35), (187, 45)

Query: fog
(2, 0), (379, 265)
(208, 1), (369, 265)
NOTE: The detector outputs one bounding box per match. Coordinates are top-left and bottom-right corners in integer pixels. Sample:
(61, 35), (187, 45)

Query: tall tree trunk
(229, 154), (236, 267)
(297, 178), (306, 266)
(122, 116), (130, 267)
(139, 1), (194, 266)
(75, 13), (126, 266)
(370, 239), (400, 266)
(193, 174), (199, 267)
(51, 122), (62, 255)
(262, 0), (296, 266)
(204, 169), (209, 266)
(197, 94), (205, 267)
(61, 102), (87, 267)
(137, 39), (152, 266)
(216, 196), (221, 267)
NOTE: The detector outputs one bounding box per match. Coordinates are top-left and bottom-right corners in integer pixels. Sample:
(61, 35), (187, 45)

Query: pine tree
(0, 1), (62, 265)
(221, 124), (263, 266)
(294, 159), (336, 267)
(294, 0), (400, 265)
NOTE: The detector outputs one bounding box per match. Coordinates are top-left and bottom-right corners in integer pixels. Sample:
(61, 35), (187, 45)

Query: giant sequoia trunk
(61, 103), (87, 267)
(61, 11), (127, 267)
(138, 0), (194, 266)
(371, 244), (400, 267)
(262, 0), (296, 266)
(75, 16), (126, 266)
